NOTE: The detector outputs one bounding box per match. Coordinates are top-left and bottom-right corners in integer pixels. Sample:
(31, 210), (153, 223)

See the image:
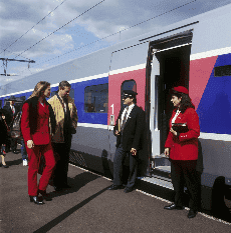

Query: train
(1, 4), (231, 214)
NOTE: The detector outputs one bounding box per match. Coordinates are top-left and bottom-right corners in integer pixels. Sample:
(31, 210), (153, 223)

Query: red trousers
(26, 143), (56, 196)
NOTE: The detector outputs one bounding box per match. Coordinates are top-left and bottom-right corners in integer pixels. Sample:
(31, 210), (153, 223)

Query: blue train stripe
(197, 53), (231, 134)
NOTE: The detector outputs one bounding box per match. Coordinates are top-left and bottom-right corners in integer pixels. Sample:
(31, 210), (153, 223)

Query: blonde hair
(29, 81), (50, 99)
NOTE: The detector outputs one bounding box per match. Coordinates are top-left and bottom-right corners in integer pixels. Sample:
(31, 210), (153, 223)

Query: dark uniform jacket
(114, 105), (145, 152)
(0, 109), (8, 144)
(3, 105), (20, 126)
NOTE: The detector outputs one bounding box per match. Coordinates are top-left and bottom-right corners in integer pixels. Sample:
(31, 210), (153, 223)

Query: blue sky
(1, 0), (231, 86)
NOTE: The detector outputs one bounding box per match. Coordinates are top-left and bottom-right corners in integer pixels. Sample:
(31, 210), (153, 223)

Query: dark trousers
(171, 160), (200, 211)
(5, 136), (17, 152)
(21, 139), (28, 160)
(113, 144), (138, 188)
(5, 136), (11, 152)
(53, 137), (72, 187)
(11, 138), (17, 151)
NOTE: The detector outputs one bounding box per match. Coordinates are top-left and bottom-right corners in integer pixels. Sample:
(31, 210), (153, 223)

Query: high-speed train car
(1, 4), (231, 212)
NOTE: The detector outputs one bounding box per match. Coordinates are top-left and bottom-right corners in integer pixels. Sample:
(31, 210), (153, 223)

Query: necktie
(121, 107), (129, 131)
(63, 97), (71, 135)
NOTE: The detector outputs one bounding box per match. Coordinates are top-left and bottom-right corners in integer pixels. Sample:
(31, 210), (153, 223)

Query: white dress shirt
(121, 104), (135, 126)
(11, 105), (15, 114)
(171, 109), (181, 124)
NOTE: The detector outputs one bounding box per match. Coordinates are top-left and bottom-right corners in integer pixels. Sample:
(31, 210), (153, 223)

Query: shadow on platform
(33, 186), (108, 233)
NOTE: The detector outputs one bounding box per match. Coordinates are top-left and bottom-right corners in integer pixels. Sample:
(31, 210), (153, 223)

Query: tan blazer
(48, 94), (78, 143)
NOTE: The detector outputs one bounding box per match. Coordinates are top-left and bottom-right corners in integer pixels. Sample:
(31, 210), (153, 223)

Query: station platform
(1, 152), (231, 233)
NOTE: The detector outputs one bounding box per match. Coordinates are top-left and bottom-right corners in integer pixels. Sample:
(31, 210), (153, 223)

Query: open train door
(148, 30), (193, 176)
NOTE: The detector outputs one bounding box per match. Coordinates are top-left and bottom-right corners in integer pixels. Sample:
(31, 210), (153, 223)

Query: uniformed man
(3, 96), (20, 154)
(108, 90), (145, 193)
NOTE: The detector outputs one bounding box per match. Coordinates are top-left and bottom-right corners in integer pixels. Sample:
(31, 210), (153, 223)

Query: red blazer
(21, 102), (51, 145)
(165, 108), (200, 160)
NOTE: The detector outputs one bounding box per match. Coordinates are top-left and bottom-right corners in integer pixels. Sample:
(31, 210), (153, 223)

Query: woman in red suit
(164, 86), (200, 219)
(21, 81), (56, 205)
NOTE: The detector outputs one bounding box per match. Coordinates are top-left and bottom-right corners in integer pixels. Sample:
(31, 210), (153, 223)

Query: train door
(107, 43), (147, 175)
(149, 30), (192, 174)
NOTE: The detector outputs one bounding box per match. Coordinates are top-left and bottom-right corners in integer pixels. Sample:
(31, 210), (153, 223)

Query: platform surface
(0, 152), (231, 233)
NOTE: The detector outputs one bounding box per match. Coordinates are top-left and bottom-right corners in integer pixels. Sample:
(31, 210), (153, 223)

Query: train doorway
(148, 31), (192, 173)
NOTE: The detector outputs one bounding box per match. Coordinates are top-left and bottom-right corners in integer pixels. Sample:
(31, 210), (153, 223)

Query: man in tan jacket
(48, 80), (78, 191)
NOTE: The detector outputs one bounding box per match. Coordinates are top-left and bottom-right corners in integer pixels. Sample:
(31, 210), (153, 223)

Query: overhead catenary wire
(0, 0), (68, 57)
(0, 0), (68, 72)
(3, 48), (34, 62)
(18, 0), (197, 75)
(104, 0), (197, 40)
(12, 0), (106, 60)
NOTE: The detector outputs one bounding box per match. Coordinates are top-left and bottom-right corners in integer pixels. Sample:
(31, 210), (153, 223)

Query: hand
(115, 130), (120, 136)
(170, 128), (177, 136)
(164, 148), (170, 157)
(27, 140), (34, 149)
(130, 148), (137, 156)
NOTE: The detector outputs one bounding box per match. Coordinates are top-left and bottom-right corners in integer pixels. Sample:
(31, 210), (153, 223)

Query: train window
(121, 80), (137, 107)
(3, 96), (26, 109)
(84, 83), (108, 113)
(214, 65), (231, 77)
(0, 100), (2, 108)
(20, 96), (26, 102)
(15, 96), (26, 109)
(69, 88), (74, 99)
(50, 91), (57, 98)
(50, 88), (74, 99)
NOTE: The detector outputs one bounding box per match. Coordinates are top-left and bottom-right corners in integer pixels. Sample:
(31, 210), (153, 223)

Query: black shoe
(164, 204), (184, 210)
(0, 163), (9, 168)
(124, 187), (134, 193)
(38, 190), (52, 201)
(187, 209), (198, 218)
(107, 185), (123, 190)
(30, 196), (44, 205)
(54, 186), (63, 192)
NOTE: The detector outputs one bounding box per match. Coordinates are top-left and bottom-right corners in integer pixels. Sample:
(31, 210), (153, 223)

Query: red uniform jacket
(165, 108), (200, 160)
(21, 102), (51, 145)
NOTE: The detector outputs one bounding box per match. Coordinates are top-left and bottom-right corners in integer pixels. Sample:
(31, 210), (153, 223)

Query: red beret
(173, 86), (189, 95)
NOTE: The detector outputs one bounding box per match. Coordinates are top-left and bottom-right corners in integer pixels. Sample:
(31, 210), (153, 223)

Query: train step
(150, 154), (171, 179)
(151, 165), (171, 179)
(137, 173), (173, 191)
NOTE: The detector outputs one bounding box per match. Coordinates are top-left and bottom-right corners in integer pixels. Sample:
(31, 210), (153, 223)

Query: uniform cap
(173, 86), (189, 95)
(123, 90), (138, 98)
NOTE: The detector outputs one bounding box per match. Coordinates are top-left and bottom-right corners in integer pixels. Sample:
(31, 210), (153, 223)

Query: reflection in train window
(121, 80), (137, 107)
(84, 83), (108, 113)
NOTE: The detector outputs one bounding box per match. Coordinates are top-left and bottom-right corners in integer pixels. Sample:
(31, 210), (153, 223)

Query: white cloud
(1, 0), (231, 85)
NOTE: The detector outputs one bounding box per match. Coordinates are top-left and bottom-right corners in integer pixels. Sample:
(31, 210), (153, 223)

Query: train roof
(1, 3), (231, 96)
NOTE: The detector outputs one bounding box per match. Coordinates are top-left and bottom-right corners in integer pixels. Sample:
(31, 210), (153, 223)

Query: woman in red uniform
(164, 86), (200, 219)
(21, 81), (56, 204)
